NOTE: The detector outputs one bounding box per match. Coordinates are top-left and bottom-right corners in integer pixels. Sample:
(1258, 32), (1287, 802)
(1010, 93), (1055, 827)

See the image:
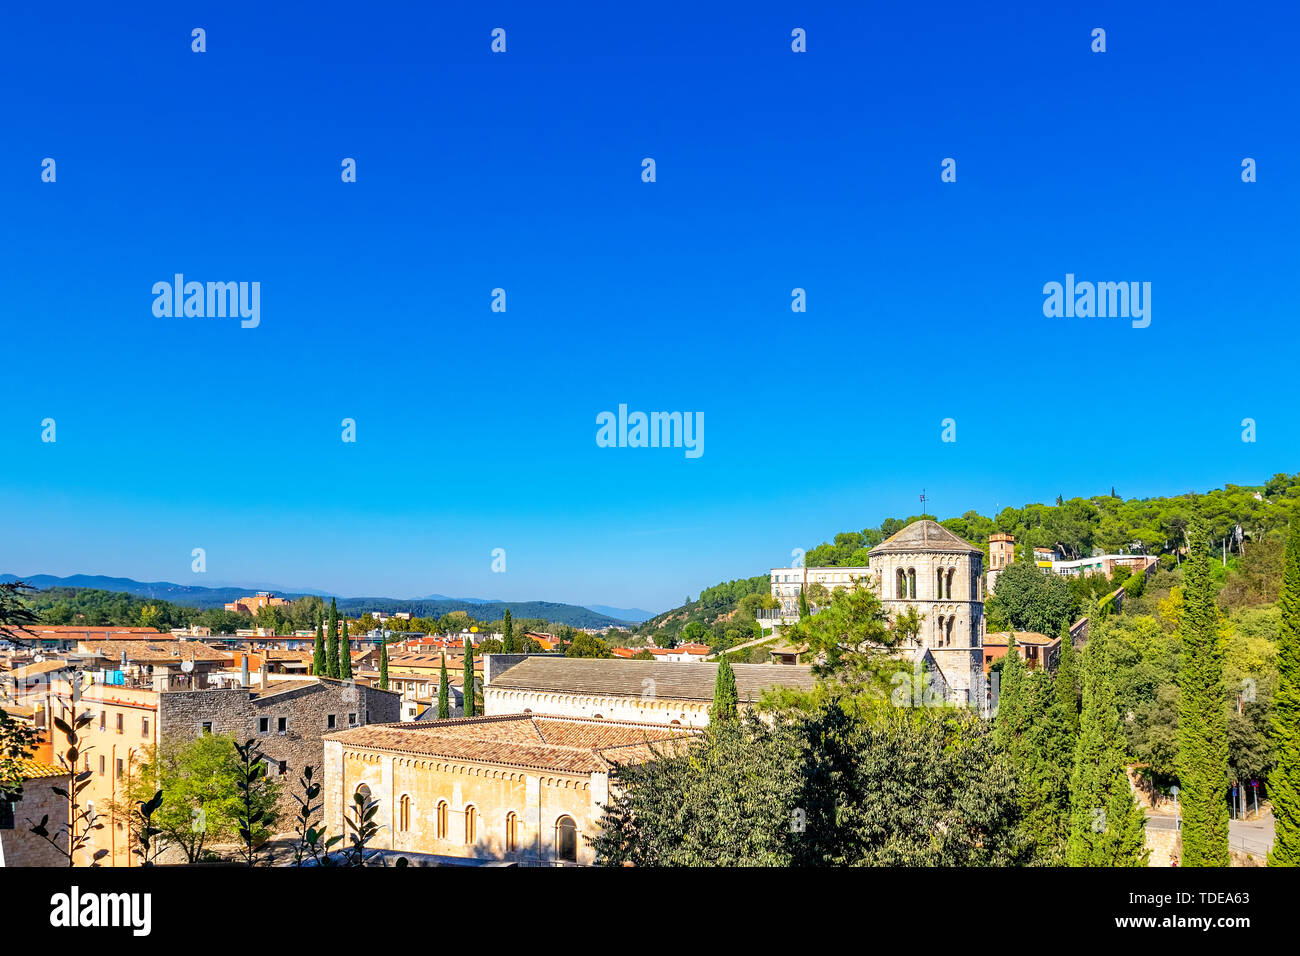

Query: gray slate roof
(867, 519), (982, 556)
(487, 657), (815, 702)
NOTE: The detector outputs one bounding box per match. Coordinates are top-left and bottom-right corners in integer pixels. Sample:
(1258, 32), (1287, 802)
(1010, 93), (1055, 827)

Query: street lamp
(1170, 785), (1180, 830)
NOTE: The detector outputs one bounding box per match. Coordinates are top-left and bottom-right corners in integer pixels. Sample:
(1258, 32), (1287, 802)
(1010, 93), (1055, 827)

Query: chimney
(241, 656), (250, 688)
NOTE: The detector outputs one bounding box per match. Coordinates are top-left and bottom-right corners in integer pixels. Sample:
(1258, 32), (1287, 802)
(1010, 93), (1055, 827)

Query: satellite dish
(180, 660), (195, 673)
(33, 654), (45, 663)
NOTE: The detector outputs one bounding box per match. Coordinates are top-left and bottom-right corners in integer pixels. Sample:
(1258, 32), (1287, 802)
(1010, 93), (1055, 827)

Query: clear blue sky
(1, 1), (1297, 613)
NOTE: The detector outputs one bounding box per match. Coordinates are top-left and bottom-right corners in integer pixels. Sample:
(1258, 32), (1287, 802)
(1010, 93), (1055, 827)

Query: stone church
(867, 519), (986, 707)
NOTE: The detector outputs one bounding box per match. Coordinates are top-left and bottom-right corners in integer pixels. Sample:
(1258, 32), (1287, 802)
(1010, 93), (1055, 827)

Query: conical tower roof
(867, 519), (982, 556)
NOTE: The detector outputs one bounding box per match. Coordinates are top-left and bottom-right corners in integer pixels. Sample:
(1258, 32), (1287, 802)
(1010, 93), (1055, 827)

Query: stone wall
(158, 679), (400, 822)
(1, 775), (70, 866)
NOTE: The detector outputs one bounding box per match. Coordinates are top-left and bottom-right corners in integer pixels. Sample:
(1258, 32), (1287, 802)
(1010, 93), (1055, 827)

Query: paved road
(1146, 812), (1274, 857)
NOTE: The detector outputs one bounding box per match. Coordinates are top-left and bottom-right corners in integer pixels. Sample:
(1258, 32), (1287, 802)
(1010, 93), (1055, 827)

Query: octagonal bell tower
(867, 519), (985, 706)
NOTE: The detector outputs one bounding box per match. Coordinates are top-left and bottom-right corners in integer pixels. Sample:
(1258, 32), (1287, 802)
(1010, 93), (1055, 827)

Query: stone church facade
(867, 519), (986, 707)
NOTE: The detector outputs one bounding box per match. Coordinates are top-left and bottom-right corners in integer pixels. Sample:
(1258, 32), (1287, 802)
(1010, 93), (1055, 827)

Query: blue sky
(1, 1), (1297, 613)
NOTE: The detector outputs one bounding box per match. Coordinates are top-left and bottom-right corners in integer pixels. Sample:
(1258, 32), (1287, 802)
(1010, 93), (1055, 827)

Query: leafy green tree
(119, 734), (260, 863)
(565, 633), (612, 658)
(463, 643), (476, 717)
(711, 658), (738, 723)
(339, 619), (353, 680)
(438, 652), (450, 719)
(592, 704), (1020, 866)
(986, 561), (1076, 636)
(1270, 515), (1300, 866)
(503, 609), (515, 654)
(1066, 615), (1149, 866)
(312, 622), (325, 677)
(1177, 517), (1230, 866)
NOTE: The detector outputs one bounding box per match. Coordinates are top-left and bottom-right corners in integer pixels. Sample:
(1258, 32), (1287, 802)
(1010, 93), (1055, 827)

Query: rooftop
(487, 657), (815, 702)
(326, 714), (694, 774)
(868, 519), (982, 556)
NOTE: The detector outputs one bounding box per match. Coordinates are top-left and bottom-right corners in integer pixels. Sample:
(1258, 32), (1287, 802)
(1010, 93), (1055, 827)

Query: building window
(399, 795), (411, 832)
(99, 712), (106, 732)
(99, 756), (105, 776)
(348, 713), (356, 726)
(327, 714), (336, 729)
(465, 805), (477, 844)
(506, 811), (518, 852)
(907, 568), (917, 599)
(115, 713), (123, 734)
(947, 568), (956, 599)
(258, 717), (269, 733)
(896, 568), (907, 599)
(277, 717), (287, 733)
(201, 722), (212, 734)
(116, 758), (124, 779)
(555, 815), (577, 862)
(0, 798), (14, 830)
(437, 801), (448, 839)
(141, 717), (149, 737)
(278, 761), (288, 776)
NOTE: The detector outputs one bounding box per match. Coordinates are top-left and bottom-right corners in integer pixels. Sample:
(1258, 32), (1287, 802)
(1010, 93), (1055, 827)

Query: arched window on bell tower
(896, 568), (907, 599)
(907, 568), (917, 599)
(947, 567), (956, 600)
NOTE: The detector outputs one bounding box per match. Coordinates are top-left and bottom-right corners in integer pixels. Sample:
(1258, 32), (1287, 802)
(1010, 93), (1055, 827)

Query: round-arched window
(555, 815), (578, 863)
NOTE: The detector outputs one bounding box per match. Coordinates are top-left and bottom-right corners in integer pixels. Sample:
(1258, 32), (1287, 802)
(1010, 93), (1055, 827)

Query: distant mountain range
(0, 573), (645, 628)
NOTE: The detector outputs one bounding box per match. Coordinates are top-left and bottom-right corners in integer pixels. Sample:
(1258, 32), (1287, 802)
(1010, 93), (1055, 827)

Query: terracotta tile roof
(13, 759), (68, 780)
(326, 714), (694, 774)
(868, 519), (982, 556)
(3, 659), (75, 680)
(985, 631), (1059, 646)
(77, 640), (228, 663)
(487, 658), (816, 703)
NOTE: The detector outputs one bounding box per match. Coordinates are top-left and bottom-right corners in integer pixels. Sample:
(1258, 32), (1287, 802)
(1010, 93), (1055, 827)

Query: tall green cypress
(326, 597), (340, 679)
(798, 586), (809, 620)
(462, 639), (476, 717)
(710, 657), (738, 723)
(994, 632), (1025, 751)
(1270, 515), (1300, 866)
(1177, 517), (1230, 866)
(339, 618), (353, 680)
(503, 609), (515, 654)
(1067, 613), (1149, 866)
(311, 622), (325, 677)
(1056, 625), (1080, 739)
(438, 651), (450, 719)
(379, 637), (389, 691)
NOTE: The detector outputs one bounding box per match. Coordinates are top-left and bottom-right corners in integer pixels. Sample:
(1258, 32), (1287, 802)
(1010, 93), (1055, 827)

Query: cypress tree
(711, 657), (738, 723)
(438, 652), (450, 719)
(798, 586), (810, 620)
(379, 637), (389, 691)
(994, 632), (1024, 751)
(462, 639), (476, 717)
(503, 609), (515, 654)
(311, 622), (325, 677)
(1056, 625), (1080, 739)
(1270, 515), (1300, 866)
(1177, 517), (1230, 866)
(1066, 613), (1149, 865)
(340, 618), (353, 680)
(326, 597), (340, 679)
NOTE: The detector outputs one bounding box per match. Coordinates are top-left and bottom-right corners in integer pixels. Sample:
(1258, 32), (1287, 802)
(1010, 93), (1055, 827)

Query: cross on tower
(919, 489), (928, 516)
